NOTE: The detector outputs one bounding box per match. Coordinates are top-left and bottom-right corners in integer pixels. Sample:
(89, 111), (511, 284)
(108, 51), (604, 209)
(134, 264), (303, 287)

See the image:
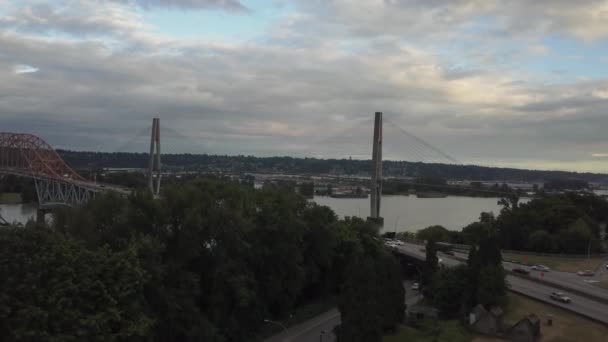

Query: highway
(507, 276), (608, 324)
(266, 242), (608, 342)
(265, 281), (421, 342)
(394, 242), (608, 324)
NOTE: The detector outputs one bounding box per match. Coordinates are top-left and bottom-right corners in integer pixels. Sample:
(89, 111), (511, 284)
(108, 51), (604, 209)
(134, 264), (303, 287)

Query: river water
(0, 204), (37, 225)
(313, 195), (505, 232)
(1, 195), (517, 232)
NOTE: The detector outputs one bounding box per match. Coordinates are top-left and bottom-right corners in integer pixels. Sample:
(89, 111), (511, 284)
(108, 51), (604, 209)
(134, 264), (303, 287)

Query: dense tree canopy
(1, 177), (405, 341)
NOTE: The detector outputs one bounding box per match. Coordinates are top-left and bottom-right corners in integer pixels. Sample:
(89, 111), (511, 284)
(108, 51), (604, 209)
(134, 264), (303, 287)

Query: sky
(1, 0), (608, 173)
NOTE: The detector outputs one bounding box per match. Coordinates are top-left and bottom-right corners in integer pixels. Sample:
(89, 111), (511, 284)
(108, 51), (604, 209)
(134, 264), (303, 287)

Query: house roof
(490, 306), (504, 317)
(526, 313), (540, 325)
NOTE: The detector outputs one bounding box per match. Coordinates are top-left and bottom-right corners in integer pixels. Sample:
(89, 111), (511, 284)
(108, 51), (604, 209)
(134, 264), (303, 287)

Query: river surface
(313, 195), (505, 232)
(0, 204), (37, 225)
(1, 194), (529, 231)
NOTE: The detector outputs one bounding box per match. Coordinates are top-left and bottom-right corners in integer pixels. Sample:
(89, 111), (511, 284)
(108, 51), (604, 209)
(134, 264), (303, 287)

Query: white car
(550, 292), (571, 303)
(411, 282), (420, 290)
(531, 265), (550, 272)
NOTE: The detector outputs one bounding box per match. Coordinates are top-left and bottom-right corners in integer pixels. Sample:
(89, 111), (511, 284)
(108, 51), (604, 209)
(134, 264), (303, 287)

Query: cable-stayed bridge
(0, 112), (502, 224)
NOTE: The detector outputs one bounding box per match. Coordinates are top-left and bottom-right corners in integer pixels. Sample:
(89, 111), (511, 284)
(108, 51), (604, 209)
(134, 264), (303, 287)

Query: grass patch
(502, 252), (604, 273)
(0, 193), (22, 204)
(594, 280), (608, 290)
(499, 293), (608, 342)
(384, 320), (469, 342)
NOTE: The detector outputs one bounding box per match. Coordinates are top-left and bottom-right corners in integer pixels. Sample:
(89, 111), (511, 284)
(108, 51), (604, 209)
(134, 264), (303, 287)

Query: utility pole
(147, 118), (161, 196)
(368, 112), (384, 227)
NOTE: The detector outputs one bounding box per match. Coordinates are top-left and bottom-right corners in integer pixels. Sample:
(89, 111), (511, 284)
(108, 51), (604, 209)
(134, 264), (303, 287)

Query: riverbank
(0, 193), (22, 205)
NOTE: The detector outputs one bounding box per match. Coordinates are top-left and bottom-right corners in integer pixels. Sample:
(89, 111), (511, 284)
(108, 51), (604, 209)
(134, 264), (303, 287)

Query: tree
(423, 239), (439, 293)
(337, 257), (384, 342)
(527, 230), (554, 252)
(0, 227), (153, 341)
(477, 265), (507, 307)
(431, 265), (468, 317)
(416, 225), (450, 242)
(466, 245), (480, 309)
(299, 182), (314, 198)
(377, 252), (406, 330)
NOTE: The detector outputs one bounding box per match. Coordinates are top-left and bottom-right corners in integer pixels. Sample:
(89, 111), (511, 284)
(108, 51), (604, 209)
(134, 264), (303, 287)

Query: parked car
(531, 265), (550, 272)
(577, 270), (595, 276)
(550, 292), (571, 303)
(513, 267), (530, 275)
(605, 264), (608, 270)
(411, 282), (420, 290)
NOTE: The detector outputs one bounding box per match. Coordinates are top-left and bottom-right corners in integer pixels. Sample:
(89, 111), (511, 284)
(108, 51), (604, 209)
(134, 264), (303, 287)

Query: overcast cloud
(0, 0), (607, 172)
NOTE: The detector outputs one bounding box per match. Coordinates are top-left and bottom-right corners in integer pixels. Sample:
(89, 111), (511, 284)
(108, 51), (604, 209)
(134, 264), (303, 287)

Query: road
(265, 281), (421, 342)
(507, 276), (608, 324)
(398, 242), (608, 300)
(394, 242), (608, 323)
(267, 242), (608, 342)
(503, 261), (608, 302)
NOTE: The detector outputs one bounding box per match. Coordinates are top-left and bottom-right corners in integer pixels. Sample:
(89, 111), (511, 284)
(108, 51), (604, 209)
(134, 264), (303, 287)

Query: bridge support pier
(368, 111), (384, 227)
(36, 208), (51, 225)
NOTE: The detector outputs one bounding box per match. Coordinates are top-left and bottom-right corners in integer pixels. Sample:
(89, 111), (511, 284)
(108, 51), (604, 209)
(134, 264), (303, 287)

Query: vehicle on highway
(577, 270), (595, 276)
(549, 292), (571, 303)
(411, 282), (420, 290)
(513, 267), (530, 275)
(531, 265), (550, 272)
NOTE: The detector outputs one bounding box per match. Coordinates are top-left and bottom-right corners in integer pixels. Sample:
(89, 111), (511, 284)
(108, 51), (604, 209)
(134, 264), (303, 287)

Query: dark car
(513, 267), (530, 275)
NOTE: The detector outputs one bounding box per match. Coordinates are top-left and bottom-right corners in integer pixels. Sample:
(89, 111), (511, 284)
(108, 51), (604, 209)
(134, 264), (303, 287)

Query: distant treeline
(58, 150), (608, 183)
(410, 193), (608, 254)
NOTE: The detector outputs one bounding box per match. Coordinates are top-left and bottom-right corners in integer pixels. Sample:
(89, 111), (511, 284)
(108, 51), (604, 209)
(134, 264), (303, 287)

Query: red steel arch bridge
(0, 132), (128, 209)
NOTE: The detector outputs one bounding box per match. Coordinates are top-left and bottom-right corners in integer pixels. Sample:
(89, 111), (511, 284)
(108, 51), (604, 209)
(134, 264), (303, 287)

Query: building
(506, 314), (541, 342)
(469, 304), (504, 335)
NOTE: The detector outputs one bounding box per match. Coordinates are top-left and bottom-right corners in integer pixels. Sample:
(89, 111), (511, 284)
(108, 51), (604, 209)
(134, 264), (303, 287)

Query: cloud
(285, 0), (608, 41)
(0, 0), (607, 171)
(13, 64), (39, 74)
(110, 0), (250, 12)
(0, 1), (146, 38)
(527, 44), (549, 56)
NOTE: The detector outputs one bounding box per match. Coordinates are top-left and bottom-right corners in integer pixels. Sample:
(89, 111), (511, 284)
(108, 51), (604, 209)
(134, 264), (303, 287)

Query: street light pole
(264, 319), (289, 341)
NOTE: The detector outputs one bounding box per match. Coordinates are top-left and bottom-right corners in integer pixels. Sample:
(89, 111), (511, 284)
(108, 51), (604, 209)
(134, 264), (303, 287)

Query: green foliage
(495, 193), (606, 253)
(416, 225), (450, 242)
(431, 265), (468, 317)
(527, 230), (555, 252)
(0, 227), (152, 341)
(299, 182), (314, 197)
(423, 240), (439, 291)
(5, 177), (406, 341)
(477, 265), (507, 307)
(337, 230), (405, 342)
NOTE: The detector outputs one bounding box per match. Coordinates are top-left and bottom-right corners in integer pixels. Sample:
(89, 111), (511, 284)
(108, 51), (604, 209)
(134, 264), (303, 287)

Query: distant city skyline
(1, 0), (607, 173)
